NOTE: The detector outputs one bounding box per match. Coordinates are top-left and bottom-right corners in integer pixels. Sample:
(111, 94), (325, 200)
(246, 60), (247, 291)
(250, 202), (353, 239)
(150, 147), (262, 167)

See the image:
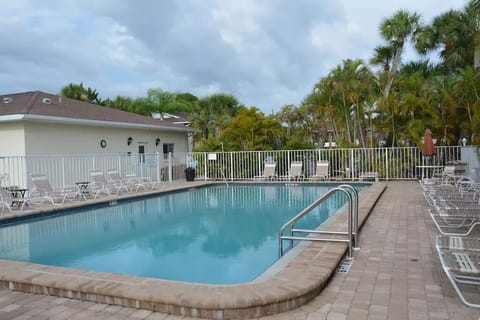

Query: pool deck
(0, 181), (478, 319)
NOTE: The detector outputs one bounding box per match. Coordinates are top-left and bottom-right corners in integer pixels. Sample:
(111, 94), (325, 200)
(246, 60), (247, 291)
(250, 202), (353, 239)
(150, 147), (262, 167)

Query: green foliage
(282, 139), (315, 150)
(221, 107), (282, 151)
(60, 83), (104, 105)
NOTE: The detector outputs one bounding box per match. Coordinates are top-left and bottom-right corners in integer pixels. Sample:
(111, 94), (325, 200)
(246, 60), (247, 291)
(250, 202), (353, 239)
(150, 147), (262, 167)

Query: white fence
(0, 146), (471, 190)
(188, 146), (466, 182)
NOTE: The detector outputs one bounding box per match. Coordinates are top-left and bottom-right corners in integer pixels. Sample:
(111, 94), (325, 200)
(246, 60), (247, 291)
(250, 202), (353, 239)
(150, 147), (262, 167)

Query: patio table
(8, 188), (29, 208)
(75, 181), (91, 199)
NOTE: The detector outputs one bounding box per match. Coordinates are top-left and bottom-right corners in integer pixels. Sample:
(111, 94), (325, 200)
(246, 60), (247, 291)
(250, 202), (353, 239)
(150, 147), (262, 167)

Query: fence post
(349, 149), (354, 180)
(168, 152), (173, 182)
(204, 153), (208, 181)
(230, 152), (234, 181)
(23, 156), (28, 189)
(385, 148), (389, 181)
(156, 152), (161, 183)
(61, 157), (66, 187)
(118, 156), (122, 176)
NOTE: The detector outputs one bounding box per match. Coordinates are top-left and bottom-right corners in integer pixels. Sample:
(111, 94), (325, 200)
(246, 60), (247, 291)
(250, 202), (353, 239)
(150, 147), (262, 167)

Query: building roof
(0, 91), (194, 132)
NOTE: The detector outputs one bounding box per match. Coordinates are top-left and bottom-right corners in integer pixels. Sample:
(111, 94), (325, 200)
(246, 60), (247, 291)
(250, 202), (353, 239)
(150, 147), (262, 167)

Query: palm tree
(453, 66), (480, 142)
(370, 45), (395, 72)
(379, 10), (422, 98)
(416, 2), (480, 71)
(432, 76), (459, 144)
(191, 93), (240, 142)
(60, 83), (103, 104)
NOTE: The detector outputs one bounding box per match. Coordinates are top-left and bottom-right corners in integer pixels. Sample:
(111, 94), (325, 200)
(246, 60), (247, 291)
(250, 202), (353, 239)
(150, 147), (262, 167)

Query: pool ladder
(278, 184), (359, 259)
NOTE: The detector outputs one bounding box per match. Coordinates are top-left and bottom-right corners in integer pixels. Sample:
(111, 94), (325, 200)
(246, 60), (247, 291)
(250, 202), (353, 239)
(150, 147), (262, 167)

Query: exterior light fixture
(462, 137), (467, 146)
(127, 137), (133, 146)
(155, 138), (161, 146)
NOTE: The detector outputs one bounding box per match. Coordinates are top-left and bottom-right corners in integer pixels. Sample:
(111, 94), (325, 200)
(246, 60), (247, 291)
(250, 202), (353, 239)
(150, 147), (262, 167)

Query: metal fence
(187, 146), (464, 182)
(0, 146), (468, 190)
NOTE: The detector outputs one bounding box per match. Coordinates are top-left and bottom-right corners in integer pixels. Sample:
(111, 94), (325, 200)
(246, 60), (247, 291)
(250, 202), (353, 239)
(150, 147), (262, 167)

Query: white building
(0, 91), (194, 157)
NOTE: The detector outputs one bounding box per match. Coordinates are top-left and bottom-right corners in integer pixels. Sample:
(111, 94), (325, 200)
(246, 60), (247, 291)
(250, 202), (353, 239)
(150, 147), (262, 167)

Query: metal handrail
(338, 184), (359, 249)
(279, 186), (357, 258)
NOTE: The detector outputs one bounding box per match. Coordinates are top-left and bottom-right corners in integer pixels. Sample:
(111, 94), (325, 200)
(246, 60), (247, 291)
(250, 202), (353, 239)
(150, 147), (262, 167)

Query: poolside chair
(309, 161), (329, 181)
(125, 172), (161, 190)
(359, 171), (379, 182)
(435, 239), (480, 308)
(90, 169), (129, 198)
(106, 169), (147, 192)
(436, 235), (480, 252)
(280, 161), (304, 181)
(254, 162), (277, 181)
(427, 207), (480, 236)
(30, 174), (78, 205)
(0, 173), (8, 189)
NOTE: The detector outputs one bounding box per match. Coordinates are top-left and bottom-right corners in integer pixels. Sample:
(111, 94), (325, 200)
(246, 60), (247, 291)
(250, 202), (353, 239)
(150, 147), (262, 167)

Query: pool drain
(336, 258), (353, 273)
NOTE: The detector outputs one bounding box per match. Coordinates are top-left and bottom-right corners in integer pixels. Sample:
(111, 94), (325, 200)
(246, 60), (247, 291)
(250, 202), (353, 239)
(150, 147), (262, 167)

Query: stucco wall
(0, 122), (26, 156)
(23, 121), (189, 156)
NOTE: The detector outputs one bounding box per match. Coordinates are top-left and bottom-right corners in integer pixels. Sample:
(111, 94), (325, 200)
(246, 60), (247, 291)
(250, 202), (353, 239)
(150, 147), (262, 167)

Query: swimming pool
(0, 184), (357, 284)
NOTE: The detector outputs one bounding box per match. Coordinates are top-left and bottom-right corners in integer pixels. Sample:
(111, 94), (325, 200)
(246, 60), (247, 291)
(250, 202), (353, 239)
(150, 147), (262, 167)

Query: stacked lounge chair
(90, 169), (129, 199)
(106, 169), (149, 192)
(422, 172), (480, 308)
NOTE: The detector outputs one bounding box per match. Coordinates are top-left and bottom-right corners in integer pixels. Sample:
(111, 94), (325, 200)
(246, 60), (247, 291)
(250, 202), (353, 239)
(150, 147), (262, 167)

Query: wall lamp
(155, 138), (161, 146)
(127, 137), (133, 146)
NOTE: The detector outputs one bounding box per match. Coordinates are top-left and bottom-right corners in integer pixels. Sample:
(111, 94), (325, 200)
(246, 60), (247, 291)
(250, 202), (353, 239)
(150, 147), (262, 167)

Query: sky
(0, 0), (468, 113)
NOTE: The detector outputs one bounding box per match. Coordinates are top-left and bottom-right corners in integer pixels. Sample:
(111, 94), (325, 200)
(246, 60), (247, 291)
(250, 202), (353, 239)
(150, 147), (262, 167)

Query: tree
(370, 45), (395, 72)
(379, 10), (422, 98)
(220, 107), (282, 151)
(60, 83), (104, 105)
(415, 2), (480, 71)
(191, 93), (240, 141)
(453, 66), (480, 142)
(147, 88), (197, 114)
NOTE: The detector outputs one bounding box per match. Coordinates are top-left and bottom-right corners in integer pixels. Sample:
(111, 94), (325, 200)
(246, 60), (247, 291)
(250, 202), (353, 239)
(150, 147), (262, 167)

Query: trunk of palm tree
(474, 31), (480, 69)
(383, 44), (404, 98)
(341, 93), (352, 143)
(391, 104), (396, 147)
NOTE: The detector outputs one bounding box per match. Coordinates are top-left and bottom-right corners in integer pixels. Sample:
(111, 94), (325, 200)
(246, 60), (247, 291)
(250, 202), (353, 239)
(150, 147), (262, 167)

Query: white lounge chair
(125, 172), (160, 190)
(436, 235), (480, 252)
(280, 161), (304, 181)
(436, 239), (480, 308)
(359, 171), (379, 182)
(90, 169), (129, 198)
(30, 174), (77, 205)
(254, 162), (277, 181)
(309, 161), (329, 181)
(107, 169), (147, 192)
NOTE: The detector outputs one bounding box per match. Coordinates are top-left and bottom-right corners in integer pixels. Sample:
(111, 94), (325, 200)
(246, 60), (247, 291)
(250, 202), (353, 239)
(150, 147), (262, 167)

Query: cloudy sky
(0, 0), (467, 113)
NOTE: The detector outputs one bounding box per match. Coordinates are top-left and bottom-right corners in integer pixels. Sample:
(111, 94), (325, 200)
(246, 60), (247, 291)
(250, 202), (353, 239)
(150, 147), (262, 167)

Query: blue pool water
(0, 184), (360, 284)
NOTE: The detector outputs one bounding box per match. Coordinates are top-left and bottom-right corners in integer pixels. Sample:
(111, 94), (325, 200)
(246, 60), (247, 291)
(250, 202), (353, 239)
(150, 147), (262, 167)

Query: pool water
(0, 184), (356, 284)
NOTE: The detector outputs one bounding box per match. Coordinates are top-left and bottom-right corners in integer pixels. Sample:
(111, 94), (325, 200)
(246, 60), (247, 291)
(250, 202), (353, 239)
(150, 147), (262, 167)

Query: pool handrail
(279, 185), (357, 258)
(338, 184), (359, 249)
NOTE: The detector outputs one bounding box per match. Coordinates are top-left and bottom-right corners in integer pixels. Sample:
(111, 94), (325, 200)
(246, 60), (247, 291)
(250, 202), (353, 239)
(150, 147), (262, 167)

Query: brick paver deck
(0, 181), (478, 319)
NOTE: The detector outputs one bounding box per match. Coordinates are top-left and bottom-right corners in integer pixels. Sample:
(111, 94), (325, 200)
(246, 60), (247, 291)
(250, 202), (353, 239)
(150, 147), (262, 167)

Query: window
(138, 145), (145, 163)
(163, 143), (174, 159)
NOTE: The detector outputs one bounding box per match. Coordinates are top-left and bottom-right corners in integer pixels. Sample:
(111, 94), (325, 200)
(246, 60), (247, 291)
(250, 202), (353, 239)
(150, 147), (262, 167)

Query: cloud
(0, 0), (468, 113)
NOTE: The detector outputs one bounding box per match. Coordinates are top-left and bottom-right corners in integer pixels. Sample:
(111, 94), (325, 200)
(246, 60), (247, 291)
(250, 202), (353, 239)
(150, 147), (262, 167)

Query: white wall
(0, 122), (26, 156)
(23, 121), (189, 156)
